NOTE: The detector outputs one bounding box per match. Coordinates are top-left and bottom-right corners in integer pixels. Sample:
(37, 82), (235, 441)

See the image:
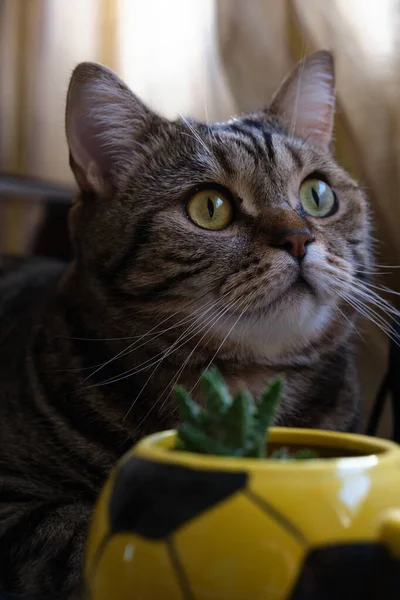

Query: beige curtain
(1, 0), (399, 434)
(0, 0), (117, 251)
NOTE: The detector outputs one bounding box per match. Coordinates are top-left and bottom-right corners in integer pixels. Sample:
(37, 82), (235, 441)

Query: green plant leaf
(177, 424), (233, 456)
(201, 368), (232, 414)
(293, 449), (318, 460)
(270, 447), (318, 460)
(172, 369), (306, 461)
(270, 447), (291, 459)
(175, 386), (201, 425)
(174, 439), (187, 451)
(225, 390), (254, 447)
(255, 377), (284, 448)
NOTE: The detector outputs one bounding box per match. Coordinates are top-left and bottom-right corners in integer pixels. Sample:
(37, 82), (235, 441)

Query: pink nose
(273, 229), (314, 259)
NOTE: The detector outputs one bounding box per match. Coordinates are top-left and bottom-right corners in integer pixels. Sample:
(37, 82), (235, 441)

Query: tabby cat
(0, 51), (371, 599)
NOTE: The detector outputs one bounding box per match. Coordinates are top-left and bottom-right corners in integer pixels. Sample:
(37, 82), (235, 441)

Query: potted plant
(85, 371), (400, 600)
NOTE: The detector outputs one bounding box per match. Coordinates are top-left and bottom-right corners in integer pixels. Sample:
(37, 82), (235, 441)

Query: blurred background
(0, 0), (399, 436)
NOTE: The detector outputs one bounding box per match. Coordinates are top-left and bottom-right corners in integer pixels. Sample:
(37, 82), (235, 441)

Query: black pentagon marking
(290, 543), (400, 600)
(109, 457), (247, 539)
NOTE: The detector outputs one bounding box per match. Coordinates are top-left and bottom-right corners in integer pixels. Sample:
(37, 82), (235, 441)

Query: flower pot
(85, 428), (400, 600)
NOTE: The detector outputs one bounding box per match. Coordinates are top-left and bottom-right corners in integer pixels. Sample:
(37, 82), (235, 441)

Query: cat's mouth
(268, 272), (318, 310)
(248, 272), (317, 315)
(293, 274), (315, 295)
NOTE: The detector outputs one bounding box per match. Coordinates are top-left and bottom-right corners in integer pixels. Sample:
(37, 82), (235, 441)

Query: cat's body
(0, 52), (370, 599)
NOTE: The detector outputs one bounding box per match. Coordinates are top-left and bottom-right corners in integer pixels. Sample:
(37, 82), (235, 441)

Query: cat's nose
(273, 229), (314, 260)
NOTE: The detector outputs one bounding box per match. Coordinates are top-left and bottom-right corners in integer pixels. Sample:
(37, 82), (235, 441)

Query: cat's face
(65, 52), (370, 364)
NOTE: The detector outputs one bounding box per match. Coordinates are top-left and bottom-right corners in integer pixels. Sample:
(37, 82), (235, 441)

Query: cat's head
(65, 51), (370, 364)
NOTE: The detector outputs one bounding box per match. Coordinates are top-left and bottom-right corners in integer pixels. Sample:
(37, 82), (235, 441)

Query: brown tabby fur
(0, 51), (370, 599)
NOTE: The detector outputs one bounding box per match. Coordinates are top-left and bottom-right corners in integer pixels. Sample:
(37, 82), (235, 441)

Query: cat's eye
(186, 189), (233, 230)
(299, 179), (337, 218)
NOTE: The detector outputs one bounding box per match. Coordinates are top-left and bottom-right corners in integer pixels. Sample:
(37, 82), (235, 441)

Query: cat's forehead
(210, 113), (328, 169)
(129, 112), (355, 215)
(189, 114), (335, 211)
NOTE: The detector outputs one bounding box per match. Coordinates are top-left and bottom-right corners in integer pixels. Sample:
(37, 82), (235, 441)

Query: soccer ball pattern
(85, 447), (400, 600)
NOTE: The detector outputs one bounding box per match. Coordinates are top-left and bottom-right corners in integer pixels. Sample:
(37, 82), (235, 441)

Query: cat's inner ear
(269, 51), (335, 152)
(65, 62), (154, 197)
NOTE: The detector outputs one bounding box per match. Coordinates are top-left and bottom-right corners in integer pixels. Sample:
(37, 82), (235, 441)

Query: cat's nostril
(273, 229), (314, 260)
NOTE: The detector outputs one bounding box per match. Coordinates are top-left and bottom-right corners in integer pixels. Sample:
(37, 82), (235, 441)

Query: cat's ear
(269, 51), (335, 152)
(66, 62), (156, 197)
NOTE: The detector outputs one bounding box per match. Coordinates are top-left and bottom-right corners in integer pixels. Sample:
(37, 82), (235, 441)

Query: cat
(0, 51), (371, 599)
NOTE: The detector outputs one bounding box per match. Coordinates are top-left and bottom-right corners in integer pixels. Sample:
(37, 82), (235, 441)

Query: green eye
(186, 189), (233, 230)
(299, 178), (337, 217)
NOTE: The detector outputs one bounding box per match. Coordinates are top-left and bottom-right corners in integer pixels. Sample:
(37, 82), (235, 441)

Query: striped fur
(0, 52), (370, 599)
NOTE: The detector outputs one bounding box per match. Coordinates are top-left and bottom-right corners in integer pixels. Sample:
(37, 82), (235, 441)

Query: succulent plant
(175, 369), (317, 460)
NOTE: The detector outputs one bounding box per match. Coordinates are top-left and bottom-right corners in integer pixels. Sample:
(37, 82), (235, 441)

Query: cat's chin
(218, 289), (334, 364)
(264, 275), (318, 312)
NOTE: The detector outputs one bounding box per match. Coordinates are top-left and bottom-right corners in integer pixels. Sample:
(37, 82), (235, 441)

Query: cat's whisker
(83, 316), (177, 382)
(321, 264), (400, 317)
(50, 326), (190, 373)
(333, 275), (400, 318)
(114, 289), (235, 368)
(177, 113), (214, 158)
(121, 298), (238, 418)
(289, 48), (307, 141)
(85, 306), (219, 389)
(333, 305), (364, 341)
(323, 268), (399, 332)
(84, 289), (220, 381)
(89, 292), (239, 391)
(351, 299), (399, 340)
(346, 297), (399, 345)
(189, 296), (253, 396)
(335, 289), (392, 336)
(331, 284), (400, 346)
(56, 335), (140, 341)
(130, 294), (251, 430)
(331, 278), (400, 328)
(299, 133), (313, 152)
(354, 279), (400, 298)
(347, 288), (398, 320)
(154, 295), (251, 412)
(124, 294), (247, 423)
(199, 79), (218, 147)
(357, 271), (393, 276)
(352, 260), (400, 269)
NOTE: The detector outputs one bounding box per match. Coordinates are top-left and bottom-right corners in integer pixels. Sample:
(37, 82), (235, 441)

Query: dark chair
(0, 172), (74, 261)
(367, 318), (400, 442)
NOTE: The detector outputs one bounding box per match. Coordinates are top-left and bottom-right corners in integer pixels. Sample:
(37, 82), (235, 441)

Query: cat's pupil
(311, 187), (320, 207)
(207, 197), (215, 218)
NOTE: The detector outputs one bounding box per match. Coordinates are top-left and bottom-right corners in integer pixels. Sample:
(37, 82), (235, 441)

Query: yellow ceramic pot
(85, 428), (400, 600)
